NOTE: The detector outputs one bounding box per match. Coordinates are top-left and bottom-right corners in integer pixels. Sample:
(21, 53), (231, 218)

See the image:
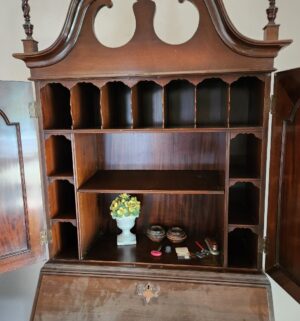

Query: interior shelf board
(52, 246), (78, 260)
(44, 129), (72, 137)
(73, 127), (229, 134)
(229, 127), (263, 133)
(78, 170), (225, 194)
(51, 212), (77, 226)
(228, 224), (259, 233)
(226, 266), (260, 273)
(48, 171), (74, 183)
(229, 178), (261, 187)
(83, 234), (222, 269)
(54, 127), (264, 135)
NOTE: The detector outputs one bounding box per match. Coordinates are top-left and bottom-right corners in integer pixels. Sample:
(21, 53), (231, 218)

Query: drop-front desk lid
(31, 262), (274, 321)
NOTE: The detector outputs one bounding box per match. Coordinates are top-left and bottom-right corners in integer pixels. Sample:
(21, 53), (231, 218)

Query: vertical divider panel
(73, 134), (100, 187)
(227, 84), (231, 128)
(100, 84), (109, 129)
(70, 134), (80, 259)
(131, 85), (139, 128)
(73, 133), (102, 259)
(223, 132), (230, 267)
(193, 86), (197, 128)
(224, 79), (231, 267)
(77, 193), (102, 259)
(224, 83), (231, 266)
(162, 86), (166, 129)
(257, 76), (269, 269)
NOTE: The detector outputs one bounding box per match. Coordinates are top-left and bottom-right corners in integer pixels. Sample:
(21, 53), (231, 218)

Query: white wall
(0, 1), (299, 320)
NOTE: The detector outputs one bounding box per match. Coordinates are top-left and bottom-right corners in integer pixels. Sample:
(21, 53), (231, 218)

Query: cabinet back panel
(51, 222), (78, 259)
(230, 134), (261, 178)
(97, 132), (225, 170)
(71, 83), (101, 129)
(96, 194), (224, 240)
(196, 79), (228, 127)
(41, 84), (71, 129)
(48, 181), (76, 218)
(228, 228), (258, 268)
(45, 136), (73, 176)
(230, 77), (264, 127)
(165, 80), (195, 127)
(132, 81), (163, 128)
(229, 183), (259, 225)
(101, 82), (132, 129)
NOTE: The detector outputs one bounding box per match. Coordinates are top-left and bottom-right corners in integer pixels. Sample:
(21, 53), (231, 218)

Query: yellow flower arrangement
(110, 193), (141, 219)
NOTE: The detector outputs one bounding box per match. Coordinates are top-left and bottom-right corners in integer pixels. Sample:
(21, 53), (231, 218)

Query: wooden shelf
(228, 224), (259, 233)
(229, 178), (261, 187)
(44, 130), (72, 138)
(51, 212), (77, 226)
(48, 171), (74, 183)
(84, 234), (222, 269)
(45, 127), (264, 135)
(74, 128), (229, 133)
(78, 170), (225, 194)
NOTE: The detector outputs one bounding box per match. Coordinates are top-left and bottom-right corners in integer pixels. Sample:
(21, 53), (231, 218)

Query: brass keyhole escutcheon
(137, 282), (160, 304)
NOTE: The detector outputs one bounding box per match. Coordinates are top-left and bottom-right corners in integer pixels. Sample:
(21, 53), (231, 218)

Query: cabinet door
(267, 68), (300, 303)
(0, 81), (45, 273)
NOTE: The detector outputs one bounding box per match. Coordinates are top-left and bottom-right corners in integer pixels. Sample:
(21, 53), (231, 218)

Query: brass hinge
(40, 230), (52, 246)
(28, 101), (38, 118)
(260, 236), (269, 254)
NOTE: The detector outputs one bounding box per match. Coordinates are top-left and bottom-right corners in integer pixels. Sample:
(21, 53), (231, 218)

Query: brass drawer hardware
(137, 282), (160, 304)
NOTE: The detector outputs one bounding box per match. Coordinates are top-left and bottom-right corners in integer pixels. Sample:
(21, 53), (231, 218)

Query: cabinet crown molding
(13, 0), (291, 80)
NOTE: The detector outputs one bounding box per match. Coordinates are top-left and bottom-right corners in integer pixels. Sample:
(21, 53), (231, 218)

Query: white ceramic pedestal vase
(116, 216), (137, 246)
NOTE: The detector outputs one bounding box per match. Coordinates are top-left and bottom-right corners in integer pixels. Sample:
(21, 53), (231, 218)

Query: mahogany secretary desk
(0, 0), (299, 319)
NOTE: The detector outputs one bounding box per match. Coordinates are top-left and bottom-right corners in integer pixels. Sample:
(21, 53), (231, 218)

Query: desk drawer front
(32, 274), (271, 321)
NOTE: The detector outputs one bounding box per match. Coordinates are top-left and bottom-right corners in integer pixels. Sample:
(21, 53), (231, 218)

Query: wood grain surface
(32, 272), (272, 321)
(0, 81), (44, 273)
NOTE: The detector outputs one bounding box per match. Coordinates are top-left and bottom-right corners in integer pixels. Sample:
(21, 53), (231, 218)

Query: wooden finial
(263, 0), (279, 41)
(21, 0), (38, 53)
(266, 0), (278, 25)
(22, 0), (34, 39)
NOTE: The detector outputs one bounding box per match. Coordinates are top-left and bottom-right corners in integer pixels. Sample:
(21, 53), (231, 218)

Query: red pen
(195, 241), (205, 251)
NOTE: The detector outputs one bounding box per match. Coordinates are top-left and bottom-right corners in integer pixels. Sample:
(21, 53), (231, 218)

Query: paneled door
(0, 81), (45, 273)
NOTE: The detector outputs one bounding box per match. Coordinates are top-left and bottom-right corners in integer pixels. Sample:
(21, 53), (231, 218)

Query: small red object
(195, 241), (205, 251)
(151, 250), (162, 257)
(151, 246), (162, 257)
